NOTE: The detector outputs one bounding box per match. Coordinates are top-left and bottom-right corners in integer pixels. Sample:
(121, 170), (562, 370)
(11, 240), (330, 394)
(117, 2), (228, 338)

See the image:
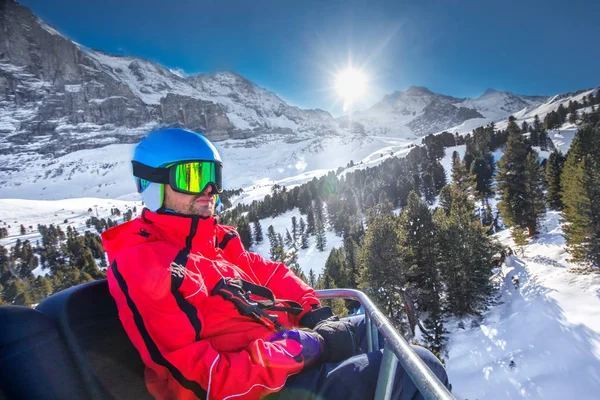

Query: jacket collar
(141, 208), (218, 248)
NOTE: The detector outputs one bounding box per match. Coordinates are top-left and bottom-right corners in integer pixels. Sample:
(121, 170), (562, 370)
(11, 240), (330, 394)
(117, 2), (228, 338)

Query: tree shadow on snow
(453, 255), (600, 399)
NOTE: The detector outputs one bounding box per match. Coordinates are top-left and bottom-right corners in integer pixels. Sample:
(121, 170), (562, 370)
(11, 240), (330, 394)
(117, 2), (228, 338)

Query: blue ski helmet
(132, 128), (223, 211)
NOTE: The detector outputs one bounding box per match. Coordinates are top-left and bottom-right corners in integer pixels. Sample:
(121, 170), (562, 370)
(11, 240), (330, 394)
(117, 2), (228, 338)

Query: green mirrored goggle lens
(172, 162), (221, 193)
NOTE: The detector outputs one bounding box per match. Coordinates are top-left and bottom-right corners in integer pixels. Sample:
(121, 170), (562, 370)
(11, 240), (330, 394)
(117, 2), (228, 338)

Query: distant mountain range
(0, 0), (597, 200)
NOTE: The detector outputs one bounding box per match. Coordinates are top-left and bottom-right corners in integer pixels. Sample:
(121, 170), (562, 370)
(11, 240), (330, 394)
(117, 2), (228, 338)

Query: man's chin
(194, 205), (215, 217)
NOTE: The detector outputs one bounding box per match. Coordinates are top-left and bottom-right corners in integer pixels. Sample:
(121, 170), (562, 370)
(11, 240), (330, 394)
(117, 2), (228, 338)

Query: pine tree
(315, 221), (327, 251)
(497, 124), (545, 236)
(470, 153), (495, 200)
(253, 221), (264, 244)
(236, 218), (253, 249)
(308, 269), (317, 288)
(545, 151), (566, 210)
(512, 227), (529, 256)
(561, 125), (600, 265)
(324, 248), (347, 288)
(357, 213), (406, 330)
(306, 208), (316, 235)
(284, 229), (294, 248)
(451, 151), (469, 190)
(434, 186), (500, 316)
(343, 236), (359, 288)
(300, 229), (309, 249)
(291, 217), (298, 244)
(523, 151), (546, 234)
(397, 191), (440, 315)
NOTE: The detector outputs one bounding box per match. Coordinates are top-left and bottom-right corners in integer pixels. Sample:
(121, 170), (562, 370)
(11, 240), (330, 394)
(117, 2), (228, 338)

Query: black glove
(313, 317), (359, 363)
(298, 306), (335, 329)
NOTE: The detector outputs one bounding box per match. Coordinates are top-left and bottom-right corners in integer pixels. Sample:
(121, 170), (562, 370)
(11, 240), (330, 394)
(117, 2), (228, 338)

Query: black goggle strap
(211, 277), (304, 331)
(132, 161), (221, 194)
(132, 161), (171, 187)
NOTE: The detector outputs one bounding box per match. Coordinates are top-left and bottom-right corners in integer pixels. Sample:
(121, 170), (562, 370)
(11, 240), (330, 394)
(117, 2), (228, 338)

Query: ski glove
(299, 307), (360, 362)
(314, 317), (360, 363)
(268, 329), (325, 369)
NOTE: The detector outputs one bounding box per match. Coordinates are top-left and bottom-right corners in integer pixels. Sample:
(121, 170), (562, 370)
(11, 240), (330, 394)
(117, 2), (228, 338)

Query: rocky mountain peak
(404, 86), (435, 96)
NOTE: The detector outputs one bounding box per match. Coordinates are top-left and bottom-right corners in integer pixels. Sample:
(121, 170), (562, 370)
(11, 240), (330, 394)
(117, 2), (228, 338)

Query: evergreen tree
(267, 226), (285, 261)
(497, 124), (545, 236)
(308, 268), (317, 288)
(324, 248), (347, 288)
(561, 125), (600, 265)
(545, 151), (566, 210)
(236, 217), (253, 249)
(434, 186), (499, 316)
(253, 221), (264, 244)
(306, 208), (316, 235)
(300, 229), (309, 249)
(284, 229), (294, 248)
(512, 227), (529, 256)
(523, 151), (546, 234)
(451, 151), (469, 190)
(470, 153), (495, 200)
(315, 221), (327, 251)
(343, 236), (359, 288)
(357, 213), (406, 330)
(397, 191), (440, 315)
(291, 217), (298, 244)
(4, 280), (31, 306)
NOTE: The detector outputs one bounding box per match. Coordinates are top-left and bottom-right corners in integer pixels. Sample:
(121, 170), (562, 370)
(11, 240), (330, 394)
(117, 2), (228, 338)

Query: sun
(334, 67), (368, 110)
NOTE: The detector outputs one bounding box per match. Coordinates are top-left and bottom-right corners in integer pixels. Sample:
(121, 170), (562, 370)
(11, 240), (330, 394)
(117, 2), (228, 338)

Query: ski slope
(447, 211), (600, 399)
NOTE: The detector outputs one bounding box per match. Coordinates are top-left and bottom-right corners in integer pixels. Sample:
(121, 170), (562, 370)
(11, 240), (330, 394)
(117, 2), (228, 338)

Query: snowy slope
(446, 211), (600, 400)
(441, 87), (599, 152)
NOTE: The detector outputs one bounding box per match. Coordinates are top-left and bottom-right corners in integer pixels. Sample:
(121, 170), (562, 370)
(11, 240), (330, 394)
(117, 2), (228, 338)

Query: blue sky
(21, 0), (600, 115)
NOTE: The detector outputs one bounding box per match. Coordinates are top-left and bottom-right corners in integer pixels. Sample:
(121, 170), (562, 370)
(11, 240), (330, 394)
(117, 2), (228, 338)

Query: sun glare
(334, 67), (368, 110)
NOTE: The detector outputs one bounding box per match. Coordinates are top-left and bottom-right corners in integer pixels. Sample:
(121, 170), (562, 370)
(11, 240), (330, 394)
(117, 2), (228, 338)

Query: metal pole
(374, 345), (398, 400)
(371, 317), (380, 350)
(316, 289), (454, 400)
(365, 312), (373, 352)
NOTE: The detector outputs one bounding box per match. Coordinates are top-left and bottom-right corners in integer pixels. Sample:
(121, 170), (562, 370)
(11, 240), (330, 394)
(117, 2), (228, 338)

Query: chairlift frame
(315, 289), (455, 400)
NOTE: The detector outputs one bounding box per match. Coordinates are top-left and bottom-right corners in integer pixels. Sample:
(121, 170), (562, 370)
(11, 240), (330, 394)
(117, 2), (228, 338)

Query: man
(102, 128), (449, 400)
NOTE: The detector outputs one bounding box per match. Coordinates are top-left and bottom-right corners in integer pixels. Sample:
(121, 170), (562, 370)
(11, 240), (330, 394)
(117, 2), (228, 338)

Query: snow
(440, 145), (466, 182)
(446, 211), (600, 399)
(249, 208), (343, 277)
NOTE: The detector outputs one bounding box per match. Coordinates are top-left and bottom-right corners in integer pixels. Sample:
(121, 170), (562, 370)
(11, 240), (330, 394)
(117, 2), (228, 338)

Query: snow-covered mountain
(350, 86), (547, 137)
(441, 87), (599, 140)
(0, 0), (595, 203)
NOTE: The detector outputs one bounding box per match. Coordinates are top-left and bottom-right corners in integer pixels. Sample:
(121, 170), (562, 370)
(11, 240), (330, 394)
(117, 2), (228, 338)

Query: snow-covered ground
(447, 211), (600, 399)
(0, 201), (340, 278)
(249, 208), (343, 278)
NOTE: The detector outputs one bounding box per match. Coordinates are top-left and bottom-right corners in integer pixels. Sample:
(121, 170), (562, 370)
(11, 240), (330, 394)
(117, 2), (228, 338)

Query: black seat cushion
(37, 279), (152, 400)
(0, 305), (89, 399)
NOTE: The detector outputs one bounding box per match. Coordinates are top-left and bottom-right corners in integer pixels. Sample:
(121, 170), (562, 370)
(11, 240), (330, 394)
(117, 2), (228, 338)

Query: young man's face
(163, 184), (216, 217)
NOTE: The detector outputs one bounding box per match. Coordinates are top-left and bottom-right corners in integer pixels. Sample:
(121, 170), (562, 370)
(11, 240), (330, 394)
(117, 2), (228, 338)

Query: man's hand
(267, 330), (324, 368)
(314, 317), (359, 363)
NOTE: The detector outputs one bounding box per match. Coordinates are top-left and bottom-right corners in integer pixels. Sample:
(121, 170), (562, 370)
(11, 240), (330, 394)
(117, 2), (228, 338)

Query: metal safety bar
(315, 289), (455, 400)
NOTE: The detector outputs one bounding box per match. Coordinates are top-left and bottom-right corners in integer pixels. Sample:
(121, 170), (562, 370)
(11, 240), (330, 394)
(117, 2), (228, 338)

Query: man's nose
(202, 185), (213, 195)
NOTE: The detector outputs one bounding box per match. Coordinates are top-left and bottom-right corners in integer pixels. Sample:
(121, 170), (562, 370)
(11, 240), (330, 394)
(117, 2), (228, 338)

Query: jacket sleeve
(108, 246), (305, 400)
(221, 231), (322, 324)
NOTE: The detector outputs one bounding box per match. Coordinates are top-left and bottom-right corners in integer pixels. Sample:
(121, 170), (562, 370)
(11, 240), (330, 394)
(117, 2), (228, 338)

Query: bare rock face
(0, 0), (340, 162)
(159, 94), (238, 141)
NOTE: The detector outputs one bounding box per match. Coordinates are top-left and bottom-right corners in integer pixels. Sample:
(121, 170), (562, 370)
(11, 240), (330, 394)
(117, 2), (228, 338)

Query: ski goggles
(132, 160), (223, 195)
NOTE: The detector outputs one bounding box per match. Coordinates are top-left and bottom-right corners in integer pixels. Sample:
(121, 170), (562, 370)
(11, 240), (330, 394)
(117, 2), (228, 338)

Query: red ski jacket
(102, 209), (322, 400)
